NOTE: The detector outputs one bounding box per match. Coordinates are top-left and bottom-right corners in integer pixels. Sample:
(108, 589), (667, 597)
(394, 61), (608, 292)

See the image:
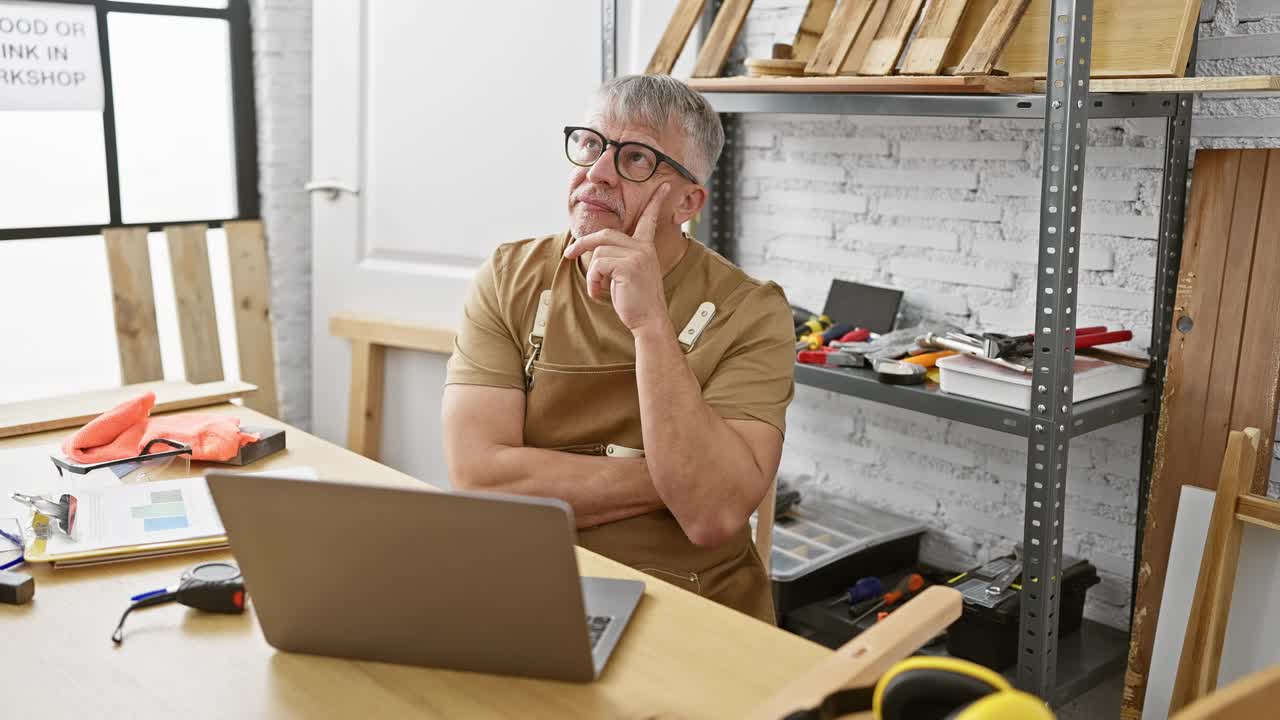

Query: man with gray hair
(442, 75), (794, 623)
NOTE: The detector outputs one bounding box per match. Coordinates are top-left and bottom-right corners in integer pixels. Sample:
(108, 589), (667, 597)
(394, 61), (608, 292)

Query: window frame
(0, 0), (259, 240)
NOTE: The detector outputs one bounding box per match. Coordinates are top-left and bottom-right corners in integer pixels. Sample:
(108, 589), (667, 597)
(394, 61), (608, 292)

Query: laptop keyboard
(587, 614), (613, 648)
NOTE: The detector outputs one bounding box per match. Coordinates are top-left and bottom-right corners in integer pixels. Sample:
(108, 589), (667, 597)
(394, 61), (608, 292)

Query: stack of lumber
(646, 0), (1277, 95)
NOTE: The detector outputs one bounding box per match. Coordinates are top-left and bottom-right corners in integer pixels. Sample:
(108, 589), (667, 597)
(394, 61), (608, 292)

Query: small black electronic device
(111, 561), (246, 644)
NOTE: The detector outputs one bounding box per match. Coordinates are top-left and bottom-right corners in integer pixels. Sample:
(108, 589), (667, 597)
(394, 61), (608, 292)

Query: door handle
(304, 180), (360, 201)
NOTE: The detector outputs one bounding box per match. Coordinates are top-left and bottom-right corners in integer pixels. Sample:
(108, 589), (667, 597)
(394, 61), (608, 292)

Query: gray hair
(592, 74), (723, 184)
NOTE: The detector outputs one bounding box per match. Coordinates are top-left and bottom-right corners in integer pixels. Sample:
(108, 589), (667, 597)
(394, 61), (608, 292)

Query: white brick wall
(251, 0), (312, 428)
(731, 1), (1280, 630)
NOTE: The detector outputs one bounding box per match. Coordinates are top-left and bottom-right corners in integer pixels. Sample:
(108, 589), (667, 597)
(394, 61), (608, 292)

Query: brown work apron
(520, 235), (775, 624)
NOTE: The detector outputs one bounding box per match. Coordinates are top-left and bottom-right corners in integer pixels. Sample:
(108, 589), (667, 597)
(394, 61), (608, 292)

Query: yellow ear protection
(783, 656), (1055, 720)
(875, 657), (1053, 720)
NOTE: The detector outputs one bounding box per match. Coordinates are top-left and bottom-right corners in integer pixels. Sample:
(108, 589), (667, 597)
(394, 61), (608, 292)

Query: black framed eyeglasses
(564, 126), (700, 185)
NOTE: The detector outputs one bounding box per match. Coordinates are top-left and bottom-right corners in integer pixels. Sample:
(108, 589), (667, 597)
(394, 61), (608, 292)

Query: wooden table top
(0, 399), (829, 719)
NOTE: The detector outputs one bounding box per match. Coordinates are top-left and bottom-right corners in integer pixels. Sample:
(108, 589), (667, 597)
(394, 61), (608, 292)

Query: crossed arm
(442, 336), (783, 546)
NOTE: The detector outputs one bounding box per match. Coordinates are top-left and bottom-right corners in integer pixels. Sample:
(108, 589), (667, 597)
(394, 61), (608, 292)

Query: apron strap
(524, 289), (551, 390)
(677, 301), (716, 352)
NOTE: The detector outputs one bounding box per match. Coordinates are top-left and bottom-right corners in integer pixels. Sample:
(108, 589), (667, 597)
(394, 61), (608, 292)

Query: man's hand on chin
(563, 184), (672, 336)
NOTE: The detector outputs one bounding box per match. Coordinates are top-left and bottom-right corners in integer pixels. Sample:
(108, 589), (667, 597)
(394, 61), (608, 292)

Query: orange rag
(61, 391), (259, 464)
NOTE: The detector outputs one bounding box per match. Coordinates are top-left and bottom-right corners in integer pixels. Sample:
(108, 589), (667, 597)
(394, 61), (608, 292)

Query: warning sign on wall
(0, 1), (104, 111)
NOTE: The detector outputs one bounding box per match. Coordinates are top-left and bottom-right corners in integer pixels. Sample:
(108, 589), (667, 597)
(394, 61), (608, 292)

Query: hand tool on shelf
(900, 350), (958, 368)
(873, 358), (927, 385)
(798, 348), (865, 367)
(986, 560), (1022, 596)
(980, 325), (1134, 360)
(850, 572), (926, 626)
(826, 575), (885, 609)
(794, 310), (832, 340)
(822, 324), (869, 346)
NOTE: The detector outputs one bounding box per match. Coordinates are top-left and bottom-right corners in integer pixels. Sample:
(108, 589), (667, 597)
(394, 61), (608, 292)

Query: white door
(310, 1), (693, 484)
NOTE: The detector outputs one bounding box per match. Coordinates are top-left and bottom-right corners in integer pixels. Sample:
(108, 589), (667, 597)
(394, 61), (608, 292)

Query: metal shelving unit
(601, 0), (1193, 704)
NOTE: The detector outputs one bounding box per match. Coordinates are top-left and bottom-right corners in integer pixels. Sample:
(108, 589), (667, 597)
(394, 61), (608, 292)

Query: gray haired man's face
(566, 116), (690, 240)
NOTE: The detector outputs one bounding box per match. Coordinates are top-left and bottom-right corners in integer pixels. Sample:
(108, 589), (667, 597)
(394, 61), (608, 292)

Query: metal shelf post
(1134, 41), (1196, 617)
(1018, 0), (1095, 697)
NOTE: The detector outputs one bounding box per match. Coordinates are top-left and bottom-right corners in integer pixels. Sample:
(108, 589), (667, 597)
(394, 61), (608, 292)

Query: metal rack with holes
(601, 0), (1192, 705)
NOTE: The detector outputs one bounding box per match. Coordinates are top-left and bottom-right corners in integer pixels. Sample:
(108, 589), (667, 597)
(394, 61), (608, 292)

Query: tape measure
(112, 561), (246, 644)
(874, 359), (927, 385)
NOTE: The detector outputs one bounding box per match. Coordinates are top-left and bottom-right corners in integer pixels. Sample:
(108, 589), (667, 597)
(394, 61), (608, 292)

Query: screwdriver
(850, 572), (926, 626)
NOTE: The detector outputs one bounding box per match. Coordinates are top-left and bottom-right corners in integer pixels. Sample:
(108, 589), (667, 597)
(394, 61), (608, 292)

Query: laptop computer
(205, 473), (644, 682)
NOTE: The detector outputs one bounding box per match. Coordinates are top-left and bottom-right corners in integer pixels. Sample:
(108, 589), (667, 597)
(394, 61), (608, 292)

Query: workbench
(0, 387), (829, 719)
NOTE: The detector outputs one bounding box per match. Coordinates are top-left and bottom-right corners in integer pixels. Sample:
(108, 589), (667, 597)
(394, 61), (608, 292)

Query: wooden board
(747, 586), (962, 719)
(1231, 151), (1280, 492)
(745, 58), (809, 77)
(0, 380), (255, 439)
(1170, 429), (1261, 713)
(329, 313), (456, 354)
(692, 0), (753, 78)
(346, 339), (385, 460)
(687, 74), (1034, 93)
(857, 0), (926, 75)
(941, 0), (995, 73)
(224, 220), (280, 418)
(900, 0), (971, 75)
(995, 0), (1201, 78)
(1174, 667), (1280, 720)
(806, 0), (877, 75)
(1124, 150), (1280, 718)
(1144, 485), (1280, 718)
(165, 224), (224, 384)
(792, 0), (839, 61)
(955, 0), (1030, 75)
(103, 227), (163, 385)
(1191, 151), (1266, 491)
(839, 0), (890, 75)
(1035, 75), (1280, 93)
(646, 0), (707, 75)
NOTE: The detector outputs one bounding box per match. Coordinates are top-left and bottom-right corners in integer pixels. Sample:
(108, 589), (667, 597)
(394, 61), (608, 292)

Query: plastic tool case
(754, 486), (925, 615)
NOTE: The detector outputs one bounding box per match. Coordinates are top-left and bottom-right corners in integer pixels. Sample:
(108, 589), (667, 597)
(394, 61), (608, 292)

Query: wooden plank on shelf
(1124, 149), (1280, 719)
(839, 0), (890, 75)
(329, 313), (456, 354)
(224, 220), (281, 419)
(646, 0), (707, 75)
(941, 0), (996, 73)
(103, 226), (164, 386)
(1056, 75), (1280, 94)
(996, 0), (1201, 78)
(858, 0), (926, 75)
(692, 0), (754, 78)
(806, 0), (877, 75)
(955, 0), (1031, 75)
(792, 0), (838, 62)
(687, 73), (1033, 93)
(900, 0), (972, 75)
(0, 380), (256, 439)
(165, 224), (224, 385)
(1169, 429), (1261, 713)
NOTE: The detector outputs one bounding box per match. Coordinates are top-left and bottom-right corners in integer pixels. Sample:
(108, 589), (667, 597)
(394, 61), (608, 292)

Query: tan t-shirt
(446, 231), (795, 434)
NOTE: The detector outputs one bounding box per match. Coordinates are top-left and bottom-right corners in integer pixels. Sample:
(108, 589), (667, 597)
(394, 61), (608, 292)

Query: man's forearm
(451, 445), (665, 528)
(633, 321), (769, 545)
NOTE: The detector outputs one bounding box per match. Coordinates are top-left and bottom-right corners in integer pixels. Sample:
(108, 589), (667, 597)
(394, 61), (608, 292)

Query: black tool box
(781, 569), (948, 650)
(944, 554), (1100, 671)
